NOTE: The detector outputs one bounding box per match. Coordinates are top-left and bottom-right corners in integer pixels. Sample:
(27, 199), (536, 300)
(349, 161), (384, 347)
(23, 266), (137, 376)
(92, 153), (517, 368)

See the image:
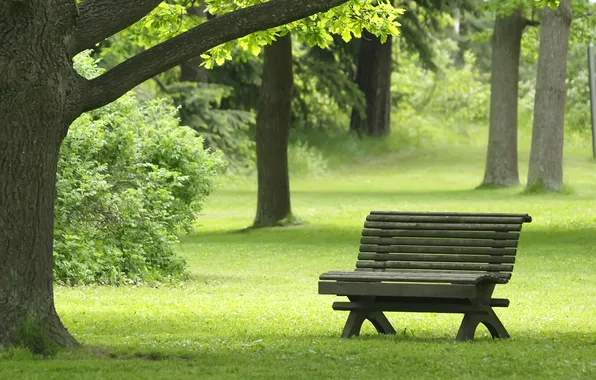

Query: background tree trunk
(0, 1), (79, 352)
(527, 0), (572, 192)
(481, 9), (525, 187)
(350, 30), (393, 137)
(253, 35), (294, 227)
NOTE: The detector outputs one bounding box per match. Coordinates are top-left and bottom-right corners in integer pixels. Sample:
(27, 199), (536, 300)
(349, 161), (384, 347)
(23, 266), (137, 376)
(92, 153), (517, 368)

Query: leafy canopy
(107, 1), (403, 69)
(536, 0), (561, 8)
(202, 0), (403, 68)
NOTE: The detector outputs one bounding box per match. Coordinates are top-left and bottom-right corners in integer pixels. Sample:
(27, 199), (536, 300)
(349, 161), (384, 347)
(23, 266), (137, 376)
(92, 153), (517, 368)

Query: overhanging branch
(73, 0), (163, 54)
(81, 0), (350, 112)
(523, 18), (541, 28)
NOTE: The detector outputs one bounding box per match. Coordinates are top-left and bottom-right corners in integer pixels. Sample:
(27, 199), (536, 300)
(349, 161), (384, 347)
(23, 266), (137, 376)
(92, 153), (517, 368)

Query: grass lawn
(1, 133), (595, 379)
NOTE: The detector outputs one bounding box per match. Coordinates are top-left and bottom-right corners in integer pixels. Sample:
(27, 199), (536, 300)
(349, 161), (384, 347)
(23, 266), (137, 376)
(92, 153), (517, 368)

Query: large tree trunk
(0, 1), (79, 352)
(253, 35), (294, 227)
(481, 9), (525, 187)
(527, 0), (572, 192)
(350, 30), (393, 137)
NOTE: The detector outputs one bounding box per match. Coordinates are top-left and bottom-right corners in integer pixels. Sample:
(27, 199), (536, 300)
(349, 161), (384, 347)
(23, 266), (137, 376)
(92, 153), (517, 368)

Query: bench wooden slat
(333, 298), (509, 309)
(353, 268), (513, 278)
(361, 229), (520, 240)
(342, 270), (501, 275)
(323, 270), (511, 279)
(332, 299), (509, 312)
(360, 237), (518, 248)
(356, 260), (514, 272)
(322, 270), (490, 279)
(370, 211), (532, 223)
(319, 281), (478, 298)
(363, 221), (522, 232)
(320, 271), (510, 284)
(366, 214), (527, 224)
(332, 301), (491, 313)
(360, 245), (515, 256)
(358, 253), (516, 264)
(490, 298), (510, 307)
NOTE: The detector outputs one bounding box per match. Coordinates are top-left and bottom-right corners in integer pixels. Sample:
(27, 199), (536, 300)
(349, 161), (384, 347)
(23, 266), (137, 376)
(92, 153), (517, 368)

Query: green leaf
(251, 44), (262, 56)
(341, 28), (352, 43)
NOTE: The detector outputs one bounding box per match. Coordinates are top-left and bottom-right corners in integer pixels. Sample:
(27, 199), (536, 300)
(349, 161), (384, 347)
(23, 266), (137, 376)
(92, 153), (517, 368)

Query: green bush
(53, 52), (224, 285)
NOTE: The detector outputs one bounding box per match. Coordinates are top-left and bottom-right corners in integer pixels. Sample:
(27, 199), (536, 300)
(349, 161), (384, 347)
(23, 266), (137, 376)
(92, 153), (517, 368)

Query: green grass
(2, 128), (596, 379)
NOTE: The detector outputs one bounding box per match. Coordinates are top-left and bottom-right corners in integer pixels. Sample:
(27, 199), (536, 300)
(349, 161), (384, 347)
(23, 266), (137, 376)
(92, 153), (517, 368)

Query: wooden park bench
(318, 211), (532, 341)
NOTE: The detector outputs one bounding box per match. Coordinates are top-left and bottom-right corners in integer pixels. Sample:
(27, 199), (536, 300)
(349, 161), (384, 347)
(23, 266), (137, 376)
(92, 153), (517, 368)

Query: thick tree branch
(73, 0), (163, 53)
(81, 0), (350, 112)
(523, 18), (541, 28)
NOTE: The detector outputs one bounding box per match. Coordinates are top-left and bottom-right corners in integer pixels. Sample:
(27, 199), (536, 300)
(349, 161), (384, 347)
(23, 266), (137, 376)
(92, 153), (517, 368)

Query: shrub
(53, 52), (224, 285)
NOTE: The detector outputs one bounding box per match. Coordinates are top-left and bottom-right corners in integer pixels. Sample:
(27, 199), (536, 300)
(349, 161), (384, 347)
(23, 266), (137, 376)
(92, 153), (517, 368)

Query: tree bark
(73, 0), (162, 53)
(527, 0), (572, 192)
(0, 0), (80, 352)
(350, 30), (393, 137)
(253, 35), (293, 227)
(481, 9), (525, 188)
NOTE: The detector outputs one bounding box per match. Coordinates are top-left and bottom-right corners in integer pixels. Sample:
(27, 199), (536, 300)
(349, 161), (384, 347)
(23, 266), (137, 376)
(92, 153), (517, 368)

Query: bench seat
(320, 270), (511, 284)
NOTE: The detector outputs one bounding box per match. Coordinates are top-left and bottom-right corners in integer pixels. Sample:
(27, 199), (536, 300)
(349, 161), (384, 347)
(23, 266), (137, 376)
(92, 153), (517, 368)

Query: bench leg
(367, 311), (396, 335)
(456, 313), (482, 341)
(341, 311), (367, 338)
(340, 310), (396, 338)
(481, 309), (510, 339)
(456, 309), (510, 341)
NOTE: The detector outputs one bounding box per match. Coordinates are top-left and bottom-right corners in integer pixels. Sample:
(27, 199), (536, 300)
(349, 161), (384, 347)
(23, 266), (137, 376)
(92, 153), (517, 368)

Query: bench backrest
(358, 211), (532, 280)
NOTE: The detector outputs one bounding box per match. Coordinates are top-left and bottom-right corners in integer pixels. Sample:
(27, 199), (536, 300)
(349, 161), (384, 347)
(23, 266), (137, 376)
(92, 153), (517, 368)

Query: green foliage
(292, 42), (364, 132)
(101, 2), (200, 65)
(521, 24), (540, 65)
(53, 53), (224, 285)
(483, 0), (538, 15)
(536, 0), (561, 9)
(569, 1), (596, 43)
(393, 40), (490, 123)
(164, 81), (256, 168)
(201, 0), (403, 68)
(565, 43), (592, 132)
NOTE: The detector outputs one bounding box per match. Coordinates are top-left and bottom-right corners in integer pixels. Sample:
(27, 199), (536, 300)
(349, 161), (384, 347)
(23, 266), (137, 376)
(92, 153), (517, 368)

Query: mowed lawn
(1, 143), (595, 379)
